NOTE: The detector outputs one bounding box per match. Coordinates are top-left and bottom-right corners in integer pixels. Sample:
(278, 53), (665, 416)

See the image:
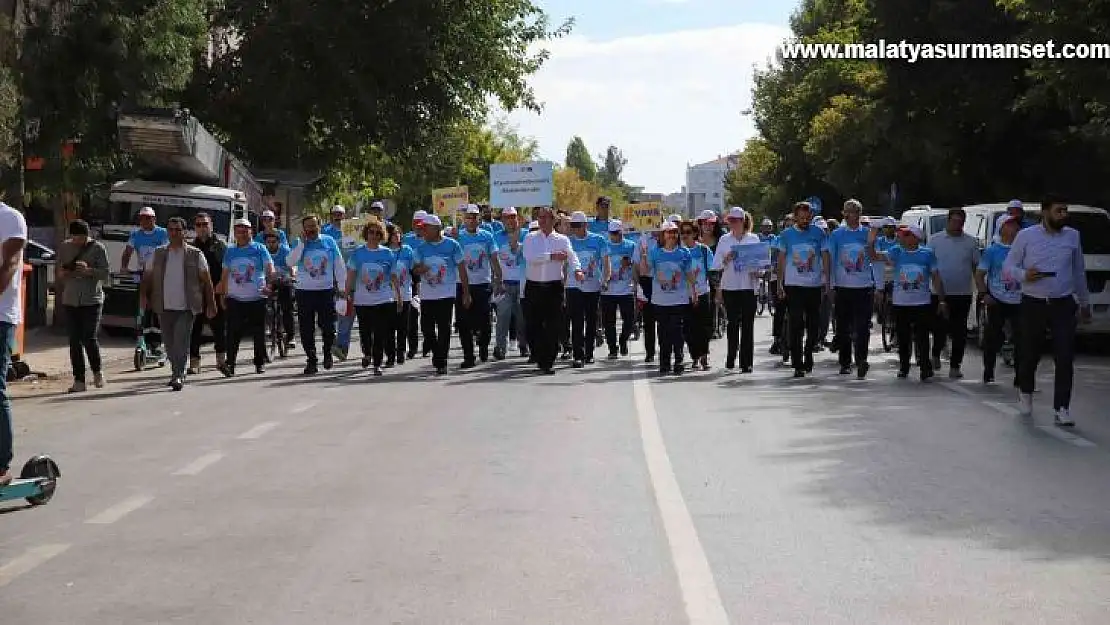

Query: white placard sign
(489, 161), (554, 208)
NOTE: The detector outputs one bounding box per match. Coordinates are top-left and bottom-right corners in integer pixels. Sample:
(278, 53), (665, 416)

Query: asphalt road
(2, 316), (1110, 624)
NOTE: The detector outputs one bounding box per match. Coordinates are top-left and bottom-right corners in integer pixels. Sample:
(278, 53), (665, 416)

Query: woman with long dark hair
(386, 223), (415, 367)
(681, 221), (714, 370)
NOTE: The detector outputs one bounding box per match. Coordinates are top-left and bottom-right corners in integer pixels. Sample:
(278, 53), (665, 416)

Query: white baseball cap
(1007, 199), (1023, 209)
(814, 217), (828, 229)
(464, 203), (481, 215)
(698, 209), (717, 222)
(138, 206), (156, 217)
(726, 207), (746, 220)
(899, 224), (923, 240)
(881, 216), (897, 227)
(413, 210), (428, 223)
(233, 218), (252, 228)
(261, 209), (276, 218)
(501, 207), (518, 216)
(660, 221), (678, 231)
(331, 205), (345, 214)
(569, 211), (588, 224)
(369, 201), (385, 211)
(667, 214), (683, 223)
(761, 217), (773, 226)
(422, 214), (443, 227)
(608, 220), (623, 233)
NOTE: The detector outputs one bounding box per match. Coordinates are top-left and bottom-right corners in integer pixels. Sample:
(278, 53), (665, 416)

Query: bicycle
(756, 274), (770, 316)
(877, 284), (895, 353)
(266, 276), (294, 361)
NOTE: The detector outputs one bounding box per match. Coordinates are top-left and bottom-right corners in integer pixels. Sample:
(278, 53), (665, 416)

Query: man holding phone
(1004, 195), (1092, 426)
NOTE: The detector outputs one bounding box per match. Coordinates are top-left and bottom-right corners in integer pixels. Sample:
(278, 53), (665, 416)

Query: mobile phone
(1037, 271), (1057, 277)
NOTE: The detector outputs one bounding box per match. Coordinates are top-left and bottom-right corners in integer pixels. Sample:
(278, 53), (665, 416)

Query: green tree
(193, 0), (570, 171)
(0, 15), (17, 171)
(597, 145), (628, 190)
(725, 138), (789, 220)
(565, 136), (596, 182)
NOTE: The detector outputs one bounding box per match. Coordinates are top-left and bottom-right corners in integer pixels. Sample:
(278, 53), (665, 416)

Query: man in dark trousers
(189, 212), (227, 374)
(522, 207), (583, 375)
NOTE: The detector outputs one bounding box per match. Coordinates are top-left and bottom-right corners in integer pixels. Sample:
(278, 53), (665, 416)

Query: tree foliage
(191, 0), (570, 171)
(732, 0), (1110, 221)
(565, 136), (596, 182)
(598, 145), (628, 188)
(0, 15), (18, 169)
(554, 166), (627, 215)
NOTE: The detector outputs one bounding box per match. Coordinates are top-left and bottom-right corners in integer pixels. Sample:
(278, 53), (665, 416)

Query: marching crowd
(0, 192), (1096, 484)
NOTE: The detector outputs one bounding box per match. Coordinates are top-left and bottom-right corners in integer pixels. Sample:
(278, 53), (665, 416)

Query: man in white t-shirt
(0, 202), (27, 485)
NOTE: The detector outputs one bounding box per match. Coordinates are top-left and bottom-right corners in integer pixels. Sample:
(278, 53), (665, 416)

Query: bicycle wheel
(882, 301), (895, 352)
(757, 286), (767, 316)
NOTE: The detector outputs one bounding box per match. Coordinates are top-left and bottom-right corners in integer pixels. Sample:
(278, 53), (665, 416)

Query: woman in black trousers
(680, 222), (714, 370)
(711, 208), (763, 372)
(344, 220), (402, 376)
(640, 222), (698, 375)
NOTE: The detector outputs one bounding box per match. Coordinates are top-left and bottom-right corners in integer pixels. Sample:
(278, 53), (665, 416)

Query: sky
(501, 0), (794, 194)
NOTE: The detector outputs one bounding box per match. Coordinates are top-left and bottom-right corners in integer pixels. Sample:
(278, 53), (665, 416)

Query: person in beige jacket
(139, 217), (217, 391)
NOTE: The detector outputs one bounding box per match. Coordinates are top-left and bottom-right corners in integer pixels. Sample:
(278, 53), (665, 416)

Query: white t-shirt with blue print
(293, 235), (343, 291)
(347, 246), (396, 306)
(494, 230), (526, 283)
(413, 238), (464, 301)
(887, 245), (937, 306)
(391, 245), (415, 302)
(978, 242), (1021, 305)
(567, 233), (609, 292)
(129, 226), (169, 271)
(647, 246), (693, 307)
(776, 225), (826, 288)
(826, 225), (872, 288)
(457, 228), (497, 285)
(606, 238), (638, 297)
(223, 242), (273, 302)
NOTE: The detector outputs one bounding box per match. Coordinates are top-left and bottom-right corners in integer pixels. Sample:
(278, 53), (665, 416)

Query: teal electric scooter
(0, 456), (60, 507)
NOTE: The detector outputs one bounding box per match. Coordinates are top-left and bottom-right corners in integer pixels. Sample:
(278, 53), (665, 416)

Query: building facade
(685, 155), (738, 217)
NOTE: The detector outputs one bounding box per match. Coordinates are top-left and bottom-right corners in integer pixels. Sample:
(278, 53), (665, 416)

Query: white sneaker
(1054, 408), (1075, 427)
(1017, 392), (1033, 415)
(93, 372), (105, 388)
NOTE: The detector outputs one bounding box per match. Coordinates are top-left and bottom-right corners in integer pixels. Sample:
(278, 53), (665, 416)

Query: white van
(899, 206), (950, 243)
(962, 202), (1110, 336)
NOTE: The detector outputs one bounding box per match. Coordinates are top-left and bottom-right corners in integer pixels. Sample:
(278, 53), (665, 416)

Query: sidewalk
(9, 326), (139, 398)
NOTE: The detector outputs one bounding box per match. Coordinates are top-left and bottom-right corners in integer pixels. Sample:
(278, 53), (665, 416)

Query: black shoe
(373, 366), (383, 377)
(804, 360), (814, 373)
(673, 363), (685, 375)
(170, 378), (184, 391)
(304, 362), (318, 375)
(407, 351), (416, 360)
(983, 369), (995, 384)
(619, 342), (629, 356)
(460, 360), (476, 370)
(897, 369), (909, 379)
(322, 353), (333, 370)
(725, 362), (736, 370)
(921, 367), (934, 381)
(584, 356), (594, 365)
(435, 366), (447, 375)
(741, 367), (753, 374)
(397, 355), (405, 365)
(255, 364), (265, 374)
(540, 366), (555, 375)
(769, 343), (781, 355)
(361, 357), (370, 369)
(857, 362), (869, 379)
(493, 348), (506, 361)
(608, 350), (619, 360)
(479, 348), (489, 363)
(658, 365), (669, 375)
(839, 365), (851, 375)
(572, 360), (584, 368)
(793, 369), (805, 378)
(560, 350), (571, 361)
(645, 354), (655, 363)
(385, 358), (395, 368)
(220, 363), (234, 378)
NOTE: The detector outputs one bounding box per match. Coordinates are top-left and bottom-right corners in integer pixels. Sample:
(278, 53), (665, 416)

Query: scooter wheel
(20, 455), (60, 506)
(134, 350), (145, 372)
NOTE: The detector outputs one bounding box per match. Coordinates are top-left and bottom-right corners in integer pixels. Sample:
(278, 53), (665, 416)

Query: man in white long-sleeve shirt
(523, 207), (583, 374)
(287, 215), (347, 375)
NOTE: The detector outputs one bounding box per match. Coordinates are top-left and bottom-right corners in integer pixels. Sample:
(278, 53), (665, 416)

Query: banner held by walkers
(489, 162), (554, 208)
(432, 186), (469, 225)
(621, 202), (663, 232)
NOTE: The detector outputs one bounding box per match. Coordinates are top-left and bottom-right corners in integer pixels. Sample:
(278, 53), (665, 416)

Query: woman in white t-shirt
(711, 207), (764, 373)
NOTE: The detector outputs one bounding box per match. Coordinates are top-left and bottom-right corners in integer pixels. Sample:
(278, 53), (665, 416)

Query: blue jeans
(0, 322), (13, 472)
(336, 308), (355, 351)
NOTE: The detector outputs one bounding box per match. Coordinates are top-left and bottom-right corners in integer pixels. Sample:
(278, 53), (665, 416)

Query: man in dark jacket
(188, 212), (227, 374)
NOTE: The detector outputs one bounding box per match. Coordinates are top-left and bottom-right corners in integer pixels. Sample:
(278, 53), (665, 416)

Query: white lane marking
(0, 544), (70, 588)
(237, 421), (279, 440)
(1037, 426), (1098, 448)
(983, 400), (1021, 416)
(85, 495), (154, 525)
(173, 451), (225, 476)
(290, 401), (318, 413)
(633, 375), (729, 625)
